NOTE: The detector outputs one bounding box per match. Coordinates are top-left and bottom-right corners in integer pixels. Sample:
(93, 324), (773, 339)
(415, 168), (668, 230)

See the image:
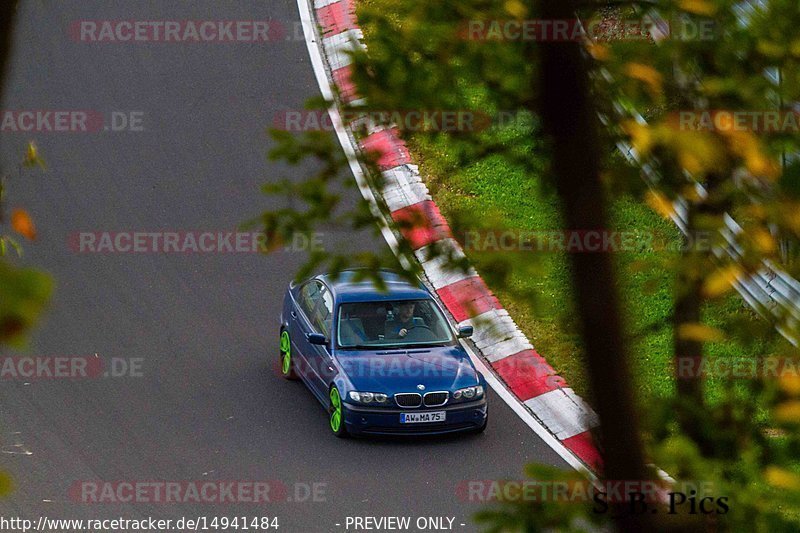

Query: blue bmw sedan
(279, 270), (488, 437)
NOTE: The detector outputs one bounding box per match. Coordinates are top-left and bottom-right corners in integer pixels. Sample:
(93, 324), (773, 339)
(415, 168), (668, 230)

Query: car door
(289, 281), (320, 388)
(291, 280), (331, 401)
(314, 286), (338, 389)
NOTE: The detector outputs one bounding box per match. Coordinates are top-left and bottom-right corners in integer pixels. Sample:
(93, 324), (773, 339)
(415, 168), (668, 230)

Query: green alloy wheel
(279, 330), (297, 380)
(329, 386), (348, 438)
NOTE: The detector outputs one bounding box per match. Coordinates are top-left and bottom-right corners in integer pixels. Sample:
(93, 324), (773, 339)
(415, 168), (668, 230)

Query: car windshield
(337, 299), (456, 348)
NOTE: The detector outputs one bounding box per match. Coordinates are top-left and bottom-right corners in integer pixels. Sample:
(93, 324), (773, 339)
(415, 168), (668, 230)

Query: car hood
(336, 344), (479, 393)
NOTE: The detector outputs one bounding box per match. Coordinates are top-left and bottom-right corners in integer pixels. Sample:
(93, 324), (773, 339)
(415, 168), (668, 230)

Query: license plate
(400, 411), (446, 424)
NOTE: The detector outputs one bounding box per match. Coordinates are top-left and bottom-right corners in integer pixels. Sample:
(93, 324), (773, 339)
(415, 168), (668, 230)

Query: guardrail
(615, 127), (800, 346)
(593, 2), (800, 346)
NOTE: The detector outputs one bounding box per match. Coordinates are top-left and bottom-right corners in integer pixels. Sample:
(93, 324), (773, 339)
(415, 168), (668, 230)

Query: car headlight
(452, 385), (484, 401)
(348, 391), (389, 404)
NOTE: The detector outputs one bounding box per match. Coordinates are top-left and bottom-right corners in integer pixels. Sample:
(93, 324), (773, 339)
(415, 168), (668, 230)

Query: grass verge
(409, 121), (783, 406)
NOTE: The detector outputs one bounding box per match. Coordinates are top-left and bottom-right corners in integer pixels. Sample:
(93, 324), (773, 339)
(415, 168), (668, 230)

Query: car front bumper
(343, 399), (487, 436)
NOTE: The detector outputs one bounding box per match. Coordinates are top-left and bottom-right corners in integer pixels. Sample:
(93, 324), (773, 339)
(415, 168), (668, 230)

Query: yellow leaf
(750, 227), (777, 254)
(703, 264), (742, 298)
(723, 130), (781, 179)
(745, 150), (781, 180)
(780, 202), (800, 235)
(623, 120), (653, 155)
(644, 190), (675, 219)
(10, 208), (36, 241)
(680, 184), (703, 203)
(702, 78), (730, 96)
(679, 151), (706, 176)
(668, 129), (727, 176)
(774, 401), (800, 423)
(679, 0), (718, 16)
(677, 323), (725, 342)
(765, 466), (800, 489)
(586, 43), (610, 61)
(0, 471), (13, 497)
(779, 374), (800, 396)
(624, 62), (663, 96)
(757, 40), (785, 58)
(742, 204), (767, 221)
(504, 0), (528, 19)
(22, 141), (45, 168)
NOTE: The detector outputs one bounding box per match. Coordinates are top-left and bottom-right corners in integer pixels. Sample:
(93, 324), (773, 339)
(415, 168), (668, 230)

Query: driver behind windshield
(385, 302), (426, 338)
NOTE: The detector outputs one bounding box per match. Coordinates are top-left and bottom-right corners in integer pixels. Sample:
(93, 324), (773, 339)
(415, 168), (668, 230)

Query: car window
(337, 299), (456, 348)
(318, 287), (334, 336)
(298, 281), (333, 336)
(298, 281), (320, 320)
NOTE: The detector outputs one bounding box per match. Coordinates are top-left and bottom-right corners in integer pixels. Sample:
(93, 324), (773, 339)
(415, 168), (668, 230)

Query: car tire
(328, 386), (349, 438)
(279, 329), (298, 380)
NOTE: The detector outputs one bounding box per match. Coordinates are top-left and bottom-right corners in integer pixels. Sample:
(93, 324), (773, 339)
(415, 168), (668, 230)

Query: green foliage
(254, 122), (420, 286)
(473, 464), (606, 532)
(0, 260), (52, 348)
(256, 0), (800, 529)
(0, 142), (52, 348)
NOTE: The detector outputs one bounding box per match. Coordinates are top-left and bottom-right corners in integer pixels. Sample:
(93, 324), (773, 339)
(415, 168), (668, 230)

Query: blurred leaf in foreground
(0, 260), (52, 348)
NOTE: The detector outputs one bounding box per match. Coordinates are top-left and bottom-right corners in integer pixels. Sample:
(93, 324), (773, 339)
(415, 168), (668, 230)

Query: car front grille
(394, 393), (422, 408)
(423, 391), (449, 407)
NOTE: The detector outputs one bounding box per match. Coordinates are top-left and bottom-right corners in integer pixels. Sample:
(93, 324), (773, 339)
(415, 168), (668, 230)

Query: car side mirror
(457, 325), (473, 338)
(307, 332), (328, 345)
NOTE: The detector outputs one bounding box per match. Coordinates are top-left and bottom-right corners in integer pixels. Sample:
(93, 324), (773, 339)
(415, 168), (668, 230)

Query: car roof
(317, 269), (432, 304)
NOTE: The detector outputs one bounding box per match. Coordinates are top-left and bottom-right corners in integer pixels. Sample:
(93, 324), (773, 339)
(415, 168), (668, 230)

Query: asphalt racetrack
(0, 2), (571, 531)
